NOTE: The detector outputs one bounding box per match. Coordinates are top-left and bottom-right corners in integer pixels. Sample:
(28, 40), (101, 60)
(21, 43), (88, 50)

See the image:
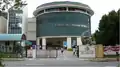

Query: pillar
(37, 38), (40, 45)
(42, 37), (46, 50)
(67, 37), (71, 49)
(36, 38), (40, 50)
(77, 37), (82, 45)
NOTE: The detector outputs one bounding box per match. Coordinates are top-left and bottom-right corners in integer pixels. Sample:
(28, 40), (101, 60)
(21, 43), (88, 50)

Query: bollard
(77, 46), (79, 58)
(116, 52), (119, 61)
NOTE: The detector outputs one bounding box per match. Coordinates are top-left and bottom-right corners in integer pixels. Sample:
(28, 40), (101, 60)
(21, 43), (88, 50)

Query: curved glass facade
(36, 12), (91, 37)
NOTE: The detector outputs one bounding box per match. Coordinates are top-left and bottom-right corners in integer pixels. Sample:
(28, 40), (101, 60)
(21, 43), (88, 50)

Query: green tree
(94, 9), (119, 46)
(0, 0), (27, 14)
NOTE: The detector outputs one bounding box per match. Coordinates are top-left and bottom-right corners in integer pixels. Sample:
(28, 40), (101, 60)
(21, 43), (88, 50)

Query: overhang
(0, 34), (23, 41)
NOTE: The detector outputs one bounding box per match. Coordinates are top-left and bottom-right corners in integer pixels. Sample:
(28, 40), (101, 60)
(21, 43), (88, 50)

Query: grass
(67, 48), (73, 51)
(104, 55), (120, 58)
(0, 52), (18, 58)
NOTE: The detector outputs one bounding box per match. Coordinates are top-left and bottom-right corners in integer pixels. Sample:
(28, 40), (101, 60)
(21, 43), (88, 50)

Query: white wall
(27, 17), (36, 40)
(0, 16), (7, 33)
(22, 5), (28, 34)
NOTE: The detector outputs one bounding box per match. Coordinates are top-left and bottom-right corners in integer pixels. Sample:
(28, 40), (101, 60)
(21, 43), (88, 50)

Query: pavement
(2, 50), (120, 67)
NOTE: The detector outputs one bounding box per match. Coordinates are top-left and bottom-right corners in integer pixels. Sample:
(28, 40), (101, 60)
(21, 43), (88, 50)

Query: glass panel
(37, 12), (90, 36)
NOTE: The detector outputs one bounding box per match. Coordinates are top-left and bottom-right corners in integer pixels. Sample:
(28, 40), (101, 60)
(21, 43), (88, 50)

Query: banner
(79, 45), (95, 58)
(104, 46), (120, 55)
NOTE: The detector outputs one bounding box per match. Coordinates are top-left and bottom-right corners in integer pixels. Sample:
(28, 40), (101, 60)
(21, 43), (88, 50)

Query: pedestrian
(61, 47), (64, 54)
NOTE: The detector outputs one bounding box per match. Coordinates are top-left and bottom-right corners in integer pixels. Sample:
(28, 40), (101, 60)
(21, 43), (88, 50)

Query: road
(3, 50), (119, 67)
(3, 59), (119, 67)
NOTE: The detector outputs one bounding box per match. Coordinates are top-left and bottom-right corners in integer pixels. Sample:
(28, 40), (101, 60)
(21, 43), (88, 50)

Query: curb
(89, 58), (119, 62)
(1, 58), (25, 61)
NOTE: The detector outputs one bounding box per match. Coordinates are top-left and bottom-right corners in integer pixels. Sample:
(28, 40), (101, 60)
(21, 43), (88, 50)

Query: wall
(0, 16), (7, 33)
(37, 12), (91, 37)
(27, 17), (36, 40)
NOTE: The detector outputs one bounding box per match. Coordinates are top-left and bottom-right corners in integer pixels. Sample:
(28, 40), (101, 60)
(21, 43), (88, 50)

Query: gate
(36, 47), (58, 58)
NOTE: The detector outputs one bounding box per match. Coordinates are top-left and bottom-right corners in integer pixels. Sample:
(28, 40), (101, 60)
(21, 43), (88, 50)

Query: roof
(37, 1), (89, 9)
(0, 34), (22, 41)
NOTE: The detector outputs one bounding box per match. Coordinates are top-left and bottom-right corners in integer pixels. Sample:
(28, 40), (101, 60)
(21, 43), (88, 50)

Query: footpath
(1, 50), (120, 62)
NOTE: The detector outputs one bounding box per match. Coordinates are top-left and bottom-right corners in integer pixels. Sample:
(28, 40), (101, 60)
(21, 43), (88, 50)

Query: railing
(36, 49), (58, 58)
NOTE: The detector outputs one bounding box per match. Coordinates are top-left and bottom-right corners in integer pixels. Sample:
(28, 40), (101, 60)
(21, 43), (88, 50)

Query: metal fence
(36, 49), (58, 58)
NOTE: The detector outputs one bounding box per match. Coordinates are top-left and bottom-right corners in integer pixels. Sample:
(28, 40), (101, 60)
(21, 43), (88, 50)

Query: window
(68, 7), (76, 11)
(58, 7), (66, 11)
(45, 8), (58, 12)
(38, 10), (44, 14)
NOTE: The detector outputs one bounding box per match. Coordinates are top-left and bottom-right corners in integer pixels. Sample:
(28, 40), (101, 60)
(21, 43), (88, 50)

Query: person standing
(61, 47), (64, 54)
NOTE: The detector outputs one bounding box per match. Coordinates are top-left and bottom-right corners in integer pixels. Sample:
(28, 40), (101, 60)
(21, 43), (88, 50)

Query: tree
(0, 0), (27, 15)
(94, 9), (119, 46)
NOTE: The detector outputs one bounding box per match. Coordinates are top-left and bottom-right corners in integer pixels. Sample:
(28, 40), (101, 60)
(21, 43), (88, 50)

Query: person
(61, 47), (64, 54)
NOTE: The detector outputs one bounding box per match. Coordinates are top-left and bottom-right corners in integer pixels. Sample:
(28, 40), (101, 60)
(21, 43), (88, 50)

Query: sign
(25, 40), (32, 45)
(104, 46), (120, 55)
(21, 34), (26, 40)
(79, 45), (95, 58)
(63, 41), (67, 47)
(55, 24), (88, 28)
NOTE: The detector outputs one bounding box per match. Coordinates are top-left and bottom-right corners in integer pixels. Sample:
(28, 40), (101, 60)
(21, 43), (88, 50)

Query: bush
(67, 48), (73, 51)
(0, 60), (4, 67)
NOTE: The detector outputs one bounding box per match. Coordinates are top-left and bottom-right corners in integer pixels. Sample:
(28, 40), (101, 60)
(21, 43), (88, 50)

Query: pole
(116, 52), (119, 61)
(25, 44), (27, 58)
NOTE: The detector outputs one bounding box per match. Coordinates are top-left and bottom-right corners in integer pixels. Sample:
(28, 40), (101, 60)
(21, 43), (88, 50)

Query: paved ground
(3, 50), (119, 67)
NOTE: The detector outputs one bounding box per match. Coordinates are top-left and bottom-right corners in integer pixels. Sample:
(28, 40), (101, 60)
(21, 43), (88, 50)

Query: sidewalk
(89, 58), (120, 62)
(57, 50), (78, 60)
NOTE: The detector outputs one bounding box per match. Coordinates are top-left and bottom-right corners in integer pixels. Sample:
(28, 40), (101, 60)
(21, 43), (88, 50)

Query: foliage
(94, 9), (120, 46)
(67, 48), (73, 51)
(13, 44), (23, 54)
(0, 0), (27, 12)
(0, 52), (18, 58)
(81, 37), (92, 45)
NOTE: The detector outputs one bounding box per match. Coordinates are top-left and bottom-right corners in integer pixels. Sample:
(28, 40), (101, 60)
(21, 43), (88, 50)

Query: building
(7, 5), (28, 35)
(0, 6), (28, 52)
(0, 11), (8, 19)
(7, 9), (23, 34)
(0, 16), (22, 52)
(0, 16), (7, 34)
(27, 17), (36, 45)
(33, 1), (94, 49)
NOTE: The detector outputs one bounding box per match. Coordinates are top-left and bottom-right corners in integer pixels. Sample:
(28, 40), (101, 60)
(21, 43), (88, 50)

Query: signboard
(21, 34), (26, 40)
(63, 41), (67, 47)
(79, 45), (95, 58)
(104, 46), (120, 55)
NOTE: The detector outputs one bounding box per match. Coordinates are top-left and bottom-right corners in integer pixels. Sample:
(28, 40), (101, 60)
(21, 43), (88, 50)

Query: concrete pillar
(67, 37), (71, 49)
(36, 38), (40, 50)
(42, 37), (46, 50)
(77, 37), (82, 45)
(37, 38), (40, 45)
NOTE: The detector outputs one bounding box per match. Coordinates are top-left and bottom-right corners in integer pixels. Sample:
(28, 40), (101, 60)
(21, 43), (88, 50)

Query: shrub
(67, 48), (73, 51)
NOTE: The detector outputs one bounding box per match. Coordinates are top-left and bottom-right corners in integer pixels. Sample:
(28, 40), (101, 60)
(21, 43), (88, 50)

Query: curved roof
(0, 34), (22, 41)
(34, 1), (94, 16)
(37, 1), (90, 9)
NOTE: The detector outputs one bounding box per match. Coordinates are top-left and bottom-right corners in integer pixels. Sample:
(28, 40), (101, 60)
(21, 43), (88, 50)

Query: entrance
(36, 37), (66, 58)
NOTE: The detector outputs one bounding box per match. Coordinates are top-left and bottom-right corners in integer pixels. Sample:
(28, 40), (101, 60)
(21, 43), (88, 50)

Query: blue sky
(27, 0), (120, 33)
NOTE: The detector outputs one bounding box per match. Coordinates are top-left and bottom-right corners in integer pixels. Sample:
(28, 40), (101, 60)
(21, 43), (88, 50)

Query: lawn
(0, 52), (18, 58)
(104, 55), (120, 58)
